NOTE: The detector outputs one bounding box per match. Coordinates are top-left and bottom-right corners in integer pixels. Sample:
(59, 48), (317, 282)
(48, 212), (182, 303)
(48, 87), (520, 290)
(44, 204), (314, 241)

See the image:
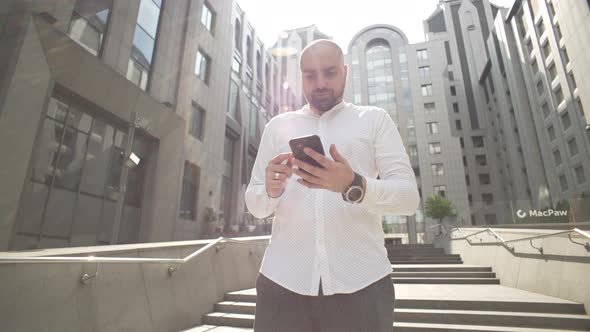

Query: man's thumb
(329, 144), (346, 163)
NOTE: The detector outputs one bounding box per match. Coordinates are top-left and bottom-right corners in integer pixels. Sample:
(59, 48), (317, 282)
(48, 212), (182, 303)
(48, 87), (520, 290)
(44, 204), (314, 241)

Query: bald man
(246, 39), (420, 332)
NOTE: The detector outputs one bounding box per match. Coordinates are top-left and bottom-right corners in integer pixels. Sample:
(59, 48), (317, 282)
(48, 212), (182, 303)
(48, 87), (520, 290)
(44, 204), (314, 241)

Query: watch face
(347, 186), (363, 202)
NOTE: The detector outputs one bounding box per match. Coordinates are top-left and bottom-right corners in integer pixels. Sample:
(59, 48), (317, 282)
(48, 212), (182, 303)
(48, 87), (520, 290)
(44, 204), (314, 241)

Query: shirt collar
(302, 100), (347, 117)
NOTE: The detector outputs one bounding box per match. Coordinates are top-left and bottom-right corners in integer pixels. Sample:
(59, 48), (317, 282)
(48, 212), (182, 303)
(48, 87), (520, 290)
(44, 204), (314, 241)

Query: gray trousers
(254, 273), (395, 332)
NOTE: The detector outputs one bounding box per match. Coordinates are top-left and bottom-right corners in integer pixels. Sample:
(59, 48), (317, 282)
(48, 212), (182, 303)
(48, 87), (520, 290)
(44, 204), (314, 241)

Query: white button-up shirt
(245, 101), (419, 296)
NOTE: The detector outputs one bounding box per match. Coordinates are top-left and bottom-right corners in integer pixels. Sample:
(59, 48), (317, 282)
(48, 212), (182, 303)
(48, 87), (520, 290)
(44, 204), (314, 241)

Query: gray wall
(0, 236), (269, 331)
(435, 227), (590, 314)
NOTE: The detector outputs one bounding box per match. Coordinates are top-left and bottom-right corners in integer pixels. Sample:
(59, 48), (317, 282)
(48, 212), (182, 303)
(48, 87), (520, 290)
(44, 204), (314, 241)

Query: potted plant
(204, 207), (219, 234)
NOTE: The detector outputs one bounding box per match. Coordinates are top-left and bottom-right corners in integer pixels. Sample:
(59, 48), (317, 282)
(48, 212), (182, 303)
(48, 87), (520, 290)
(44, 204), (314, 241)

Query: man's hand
(292, 144), (354, 193)
(266, 152), (294, 198)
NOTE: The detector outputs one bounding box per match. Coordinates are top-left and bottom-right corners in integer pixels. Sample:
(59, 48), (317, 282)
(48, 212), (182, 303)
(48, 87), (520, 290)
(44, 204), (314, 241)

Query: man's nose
(316, 74), (329, 89)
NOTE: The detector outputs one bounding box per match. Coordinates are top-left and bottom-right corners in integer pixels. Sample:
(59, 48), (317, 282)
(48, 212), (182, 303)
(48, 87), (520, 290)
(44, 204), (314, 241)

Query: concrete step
(396, 299), (587, 315)
(203, 309), (590, 331)
(390, 260), (463, 264)
(216, 301), (256, 315)
(395, 308), (590, 330)
(386, 244), (436, 248)
(394, 322), (587, 332)
(203, 312), (254, 329)
(389, 255), (462, 260)
(391, 271), (497, 278)
(392, 277), (500, 284)
(392, 265), (493, 272)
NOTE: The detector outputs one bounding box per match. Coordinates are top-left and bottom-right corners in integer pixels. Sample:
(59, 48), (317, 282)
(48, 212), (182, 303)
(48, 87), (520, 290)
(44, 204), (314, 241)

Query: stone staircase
(183, 245), (590, 332)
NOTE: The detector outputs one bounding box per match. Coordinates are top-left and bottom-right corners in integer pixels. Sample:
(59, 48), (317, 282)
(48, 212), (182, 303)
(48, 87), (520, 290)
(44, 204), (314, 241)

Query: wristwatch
(342, 172), (365, 204)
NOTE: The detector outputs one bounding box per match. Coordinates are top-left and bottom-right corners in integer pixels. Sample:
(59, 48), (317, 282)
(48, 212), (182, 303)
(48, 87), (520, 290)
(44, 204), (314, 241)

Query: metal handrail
(0, 237), (257, 265)
(435, 225), (590, 254)
(0, 236), (264, 284)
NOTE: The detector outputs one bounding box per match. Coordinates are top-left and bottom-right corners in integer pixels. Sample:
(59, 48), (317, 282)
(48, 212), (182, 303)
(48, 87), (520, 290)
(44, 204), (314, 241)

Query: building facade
(344, 24), (470, 233)
(0, 0), (284, 250)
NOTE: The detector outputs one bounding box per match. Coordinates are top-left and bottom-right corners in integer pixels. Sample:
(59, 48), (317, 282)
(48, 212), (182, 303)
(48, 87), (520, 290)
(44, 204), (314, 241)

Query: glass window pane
(42, 187), (75, 237)
(66, 105), (93, 133)
(53, 127), (89, 191)
(33, 118), (64, 183)
(131, 26), (155, 66)
(137, 0), (160, 37)
(80, 119), (113, 196)
(70, 194), (102, 246)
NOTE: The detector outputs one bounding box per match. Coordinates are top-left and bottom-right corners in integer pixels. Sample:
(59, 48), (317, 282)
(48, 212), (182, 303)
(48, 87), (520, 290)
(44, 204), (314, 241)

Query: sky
(237, 0), (515, 52)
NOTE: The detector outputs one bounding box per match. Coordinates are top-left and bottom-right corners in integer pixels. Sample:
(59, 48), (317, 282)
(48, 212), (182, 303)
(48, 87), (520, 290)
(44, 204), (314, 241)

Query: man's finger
(303, 148), (331, 168)
(297, 178), (323, 189)
(329, 144), (348, 164)
(270, 152), (293, 165)
(293, 168), (324, 186)
(268, 164), (293, 177)
(293, 159), (323, 178)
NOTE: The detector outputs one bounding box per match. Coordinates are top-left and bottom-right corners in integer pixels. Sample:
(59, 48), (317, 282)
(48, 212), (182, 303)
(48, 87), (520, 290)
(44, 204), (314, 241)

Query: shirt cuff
(359, 176), (378, 210)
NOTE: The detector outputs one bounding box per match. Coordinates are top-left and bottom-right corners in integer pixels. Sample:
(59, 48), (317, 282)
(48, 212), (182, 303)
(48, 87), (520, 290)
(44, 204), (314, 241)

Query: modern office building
(0, 0), (285, 250)
(344, 24), (470, 232)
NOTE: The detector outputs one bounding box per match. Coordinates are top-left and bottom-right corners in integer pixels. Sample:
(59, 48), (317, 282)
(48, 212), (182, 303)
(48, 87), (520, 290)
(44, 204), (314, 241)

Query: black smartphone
(289, 134), (325, 168)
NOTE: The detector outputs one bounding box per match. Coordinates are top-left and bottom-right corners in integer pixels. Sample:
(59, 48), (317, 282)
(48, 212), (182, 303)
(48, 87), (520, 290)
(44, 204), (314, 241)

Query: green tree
(424, 195), (456, 227)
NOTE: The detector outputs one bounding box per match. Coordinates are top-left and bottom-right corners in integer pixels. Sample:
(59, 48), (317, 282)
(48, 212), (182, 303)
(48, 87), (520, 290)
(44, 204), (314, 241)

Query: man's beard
(307, 86), (345, 112)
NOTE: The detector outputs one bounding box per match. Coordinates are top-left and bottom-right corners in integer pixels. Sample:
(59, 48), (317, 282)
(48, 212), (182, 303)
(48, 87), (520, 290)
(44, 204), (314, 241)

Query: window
(234, 19), (242, 50)
(482, 193), (494, 205)
(547, 125), (556, 141)
(67, 0), (113, 56)
(127, 0), (162, 90)
(542, 102), (550, 118)
(548, 62), (558, 82)
(559, 174), (568, 191)
(531, 58), (539, 74)
(536, 18), (545, 36)
(419, 66), (431, 78)
(456, 119), (462, 130)
(463, 156), (467, 167)
(575, 165), (586, 184)
(408, 145), (418, 157)
(453, 103), (459, 113)
(19, 91), (150, 247)
(542, 41), (551, 59)
(249, 102), (259, 138)
(421, 84), (433, 96)
(179, 162), (199, 220)
(450, 86), (457, 96)
(466, 175), (470, 186)
(417, 49), (429, 61)
(431, 164), (444, 176)
(554, 85), (564, 105)
(569, 72), (577, 90)
(536, 80), (544, 96)
(555, 23), (562, 41)
(460, 137), (465, 148)
(201, 1), (215, 33)
(561, 47), (570, 64)
(434, 185), (446, 197)
(228, 80), (239, 118)
(561, 111), (571, 130)
(472, 136), (485, 148)
(424, 102), (435, 113)
(232, 56), (241, 73)
(526, 39), (533, 55)
(427, 122), (439, 134)
(553, 149), (562, 165)
(448, 71), (454, 81)
(189, 103), (205, 140)
(429, 142), (441, 154)
(568, 137), (579, 156)
(246, 36), (252, 67)
(479, 173), (491, 185)
(475, 155), (487, 166)
(195, 49), (210, 83)
(224, 134), (235, 164)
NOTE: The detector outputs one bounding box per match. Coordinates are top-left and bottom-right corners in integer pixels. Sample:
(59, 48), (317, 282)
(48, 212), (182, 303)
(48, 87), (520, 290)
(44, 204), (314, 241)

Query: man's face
(300, 45), (348, 113)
